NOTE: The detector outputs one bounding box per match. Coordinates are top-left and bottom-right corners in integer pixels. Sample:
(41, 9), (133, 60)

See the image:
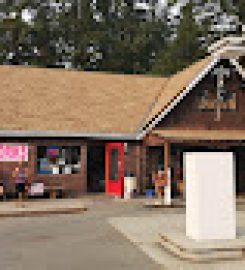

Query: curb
(143, 203), (185, 209)
(0, 207), (88, 217)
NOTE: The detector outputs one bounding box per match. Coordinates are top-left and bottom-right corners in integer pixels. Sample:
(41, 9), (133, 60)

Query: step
(160, 234), (245, 262)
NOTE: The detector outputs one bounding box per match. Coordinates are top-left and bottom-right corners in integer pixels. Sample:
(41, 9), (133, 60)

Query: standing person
(154, 169), (166, 199)
(12, 161), (28, 207)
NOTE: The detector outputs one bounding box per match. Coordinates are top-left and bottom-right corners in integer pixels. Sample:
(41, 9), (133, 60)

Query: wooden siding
(0, 139), (87, 196)
(155, 62), (244, 131)
(0, 138), (144, 196)
(124, 143), (142, 194)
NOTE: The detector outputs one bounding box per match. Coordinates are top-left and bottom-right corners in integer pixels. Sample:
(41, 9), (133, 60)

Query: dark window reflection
(110, 148), (119, 181)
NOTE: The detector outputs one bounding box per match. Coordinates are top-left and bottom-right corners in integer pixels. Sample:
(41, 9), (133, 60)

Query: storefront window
(37, 146), (81, 174)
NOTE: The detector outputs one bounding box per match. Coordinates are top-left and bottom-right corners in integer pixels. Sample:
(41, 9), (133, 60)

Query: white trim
(212, 46), (245, 60)
(0, 130), (139, 140)
(208, 37), (245, 54)
(208, 37), (230, 54)
(138, 53), (245, 140)
(137, 56), (220, 140)
(229, 58), (245, 79)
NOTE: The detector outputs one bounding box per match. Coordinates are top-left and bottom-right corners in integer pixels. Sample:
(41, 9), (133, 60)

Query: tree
(151, 1), (204, 76)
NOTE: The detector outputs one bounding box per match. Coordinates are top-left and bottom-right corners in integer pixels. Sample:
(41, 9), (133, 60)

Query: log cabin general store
(0, 37), (244, 199)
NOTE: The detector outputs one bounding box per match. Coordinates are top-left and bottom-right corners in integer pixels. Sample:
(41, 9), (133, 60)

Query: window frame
(37, 145), (81, 175)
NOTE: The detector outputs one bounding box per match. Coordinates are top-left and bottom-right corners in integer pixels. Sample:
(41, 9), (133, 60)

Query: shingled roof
(141, 56), (213, 134)
(0, 65), (167, 136)
(0, 48), (236, 138)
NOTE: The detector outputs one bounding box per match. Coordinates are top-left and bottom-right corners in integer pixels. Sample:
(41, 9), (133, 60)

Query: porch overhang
(152, 129), (245, 141)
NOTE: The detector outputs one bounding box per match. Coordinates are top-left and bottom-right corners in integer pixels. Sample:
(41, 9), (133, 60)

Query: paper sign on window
(0, 144), (28, 161)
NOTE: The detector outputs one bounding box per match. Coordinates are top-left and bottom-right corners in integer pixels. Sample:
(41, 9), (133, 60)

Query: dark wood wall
(0, 138), (87, 196)
(156, 66), (243, 130)
(150, 61), (245, 195)
(0, 138), (144, 196)
(124, 143), (142, 193)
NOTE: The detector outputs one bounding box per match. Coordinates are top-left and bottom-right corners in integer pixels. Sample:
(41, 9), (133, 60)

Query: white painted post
(164, 167), (171, 205)
(185, 152), (236, 240)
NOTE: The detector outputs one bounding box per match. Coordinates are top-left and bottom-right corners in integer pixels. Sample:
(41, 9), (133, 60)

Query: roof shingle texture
(144, 57), (213, 126)
(0, 65), (167, 134)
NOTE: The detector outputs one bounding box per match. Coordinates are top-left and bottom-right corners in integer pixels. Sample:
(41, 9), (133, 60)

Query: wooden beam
(28, 143), (36, 187)
(141, 145), (148, 194)
(164, 140), (169, 181)
(164, 140), (172, 204)
(135, 144), (141, 194)
(144, 132), (165, 147)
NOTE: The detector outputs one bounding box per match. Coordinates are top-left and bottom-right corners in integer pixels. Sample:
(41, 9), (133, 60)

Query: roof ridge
(0, 64), (167, 79)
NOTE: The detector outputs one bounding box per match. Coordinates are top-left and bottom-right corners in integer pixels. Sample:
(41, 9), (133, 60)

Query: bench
(28, 183), (65, 199)
(45, 186), (65, 199)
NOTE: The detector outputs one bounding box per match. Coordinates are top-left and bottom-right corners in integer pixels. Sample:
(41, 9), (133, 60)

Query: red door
(106, 143), (124, 197)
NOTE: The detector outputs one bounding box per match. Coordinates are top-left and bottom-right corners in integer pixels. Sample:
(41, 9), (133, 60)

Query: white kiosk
(184, 152), (236, 240)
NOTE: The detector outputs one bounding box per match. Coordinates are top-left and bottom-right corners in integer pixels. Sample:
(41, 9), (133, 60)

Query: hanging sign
(0, 144), (28, 161)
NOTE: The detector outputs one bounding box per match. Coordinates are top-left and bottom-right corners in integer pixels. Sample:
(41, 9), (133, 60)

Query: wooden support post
(163, 140), (171, 204)
(28, 144), (36, 197)
(141, 145), (147, 194)
(81, 143), (87, 194)
(135, 145), (141, 194)
(164, 140), (169, 181)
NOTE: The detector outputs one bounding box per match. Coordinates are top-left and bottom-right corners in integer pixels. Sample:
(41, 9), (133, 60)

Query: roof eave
(0, 130), (140, 141)
(136, 56), (219, 139)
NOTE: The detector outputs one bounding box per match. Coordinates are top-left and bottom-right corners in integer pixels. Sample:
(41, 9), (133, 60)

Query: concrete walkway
(0, 195), (186, 217)
(108, 211), (245, 270)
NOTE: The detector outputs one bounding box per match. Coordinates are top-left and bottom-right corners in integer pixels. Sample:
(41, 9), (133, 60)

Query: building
(0, 36), (244, 198)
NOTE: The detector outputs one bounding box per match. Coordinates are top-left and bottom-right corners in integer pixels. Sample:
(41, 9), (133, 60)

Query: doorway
(232, 146), (245, 195)
(105, 143), (124, 197)
(87, 145), (105, 192)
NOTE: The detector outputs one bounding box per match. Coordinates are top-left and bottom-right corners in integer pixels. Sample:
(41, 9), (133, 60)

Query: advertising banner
(0, 144), (28, 161)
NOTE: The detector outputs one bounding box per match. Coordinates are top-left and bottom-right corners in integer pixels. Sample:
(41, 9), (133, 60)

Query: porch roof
(152, 129), (245, 141)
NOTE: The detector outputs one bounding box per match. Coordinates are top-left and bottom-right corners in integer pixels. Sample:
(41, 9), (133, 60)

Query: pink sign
(30, 183), (44, 196)
(0, 144), (28, 161)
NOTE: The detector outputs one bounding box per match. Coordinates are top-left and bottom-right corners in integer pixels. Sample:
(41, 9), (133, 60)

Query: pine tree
(151, 1), (204, 76)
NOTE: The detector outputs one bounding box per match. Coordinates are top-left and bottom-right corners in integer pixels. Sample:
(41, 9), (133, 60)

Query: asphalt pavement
(0, 198), (164, 270)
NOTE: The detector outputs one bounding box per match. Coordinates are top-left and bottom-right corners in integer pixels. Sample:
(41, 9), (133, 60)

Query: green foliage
(0, 0), (243, 75)
(151, 1), (204, 76)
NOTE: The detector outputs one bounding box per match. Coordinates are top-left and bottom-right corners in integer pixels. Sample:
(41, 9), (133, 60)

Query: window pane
(37, 146), (81, 175)
(110, 148), (119, 181)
